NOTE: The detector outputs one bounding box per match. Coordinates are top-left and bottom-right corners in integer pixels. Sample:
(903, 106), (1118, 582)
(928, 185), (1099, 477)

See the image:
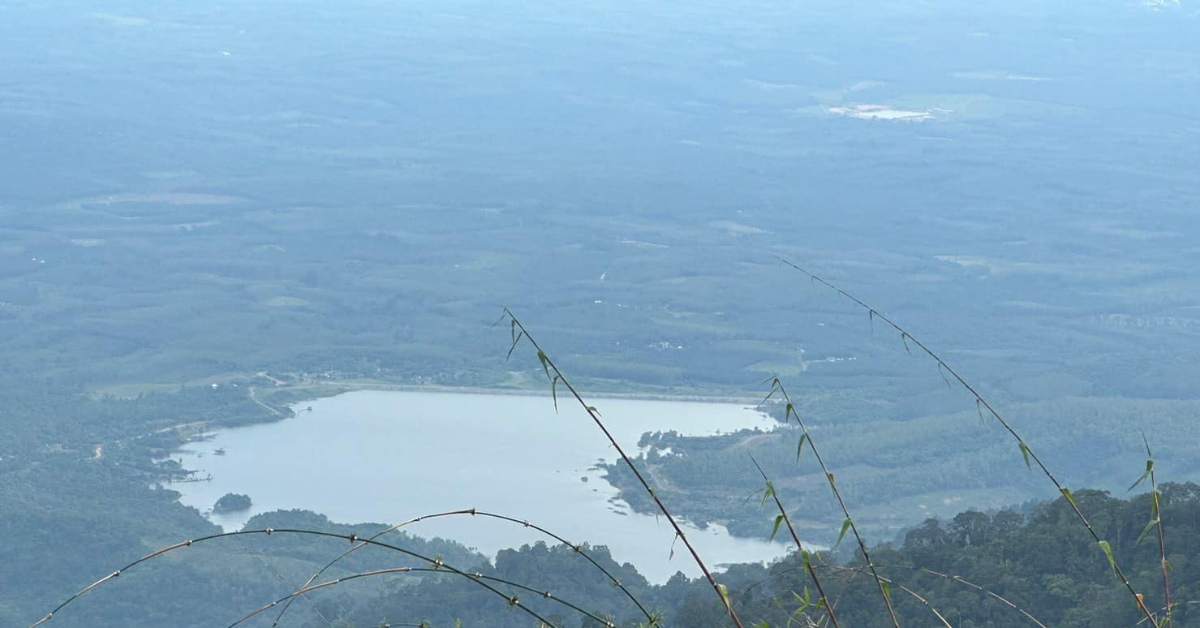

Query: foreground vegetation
(9, 303), (1192, 627)
(320, 484), (1200, 628)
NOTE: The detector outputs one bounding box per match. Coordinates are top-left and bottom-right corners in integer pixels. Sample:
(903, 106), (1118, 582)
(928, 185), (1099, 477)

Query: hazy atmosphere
(2, 1), (1198, 627)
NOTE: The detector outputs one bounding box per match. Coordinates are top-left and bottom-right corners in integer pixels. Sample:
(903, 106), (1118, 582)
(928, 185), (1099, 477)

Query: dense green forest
(604, 396), (1200, 541)
(31, 482), (1192, 628)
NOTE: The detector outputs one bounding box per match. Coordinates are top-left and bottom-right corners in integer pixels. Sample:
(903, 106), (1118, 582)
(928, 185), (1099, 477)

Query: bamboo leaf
(771, 515), (785, 542)
(536, 350), (552, 381)
(796, 433), (809, 463)
(506, 331), (524, 361)
(1137, 519), (1161, 546)
(1098, 540), (1118, 576)
(717, 583), (733, 611)
(836, 518), (852, 548)
(937, 362), (953, 389)
(551, 376), (560, 414)
(880, 581), (893, 603)
(1061, 487), (1078, 509)
(762, 378), (781, 403)
(1019, 442), (1033, 471)
(1129, 464), (1153, 492)
(790, 589), (811, 612)
(761, 481), (777, 507)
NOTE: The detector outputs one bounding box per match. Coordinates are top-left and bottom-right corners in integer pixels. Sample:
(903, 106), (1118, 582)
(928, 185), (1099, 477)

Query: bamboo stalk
(776, 256), (1158, 625)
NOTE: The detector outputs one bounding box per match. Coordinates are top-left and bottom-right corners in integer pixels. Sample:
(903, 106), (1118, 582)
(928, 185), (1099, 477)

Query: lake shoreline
(265, 380), (770, 408)
(168, 382), (777, 498)
(165, 389), (788, 582)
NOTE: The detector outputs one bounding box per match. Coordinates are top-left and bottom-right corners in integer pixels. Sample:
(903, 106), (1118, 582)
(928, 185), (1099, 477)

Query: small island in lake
(212, 493), (252, 514)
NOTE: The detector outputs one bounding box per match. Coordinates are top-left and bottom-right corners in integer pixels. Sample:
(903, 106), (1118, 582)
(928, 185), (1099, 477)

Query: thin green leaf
(551, 375), (560, 413)
(1098, 540), (1118, 576)
(880, 581), (893, 603)
(716, 583), (732, 611)
(762, 378), (780, 404)
(506, 331), (524, 361)
(791, 589), (811, 612)
(536, 350), (552, 382)
(796, 433), (809, 463)
(836, 518), (852, 548)
(771, 515), (785, 542)
(937, 362), (953, 389)
(761, 481), (777, 507)
(1129, 464), (1153, 492)
(1019, 442), (1033, 471)
(1061, 487), (1078, 510)
(1137, 519), (1161, 545)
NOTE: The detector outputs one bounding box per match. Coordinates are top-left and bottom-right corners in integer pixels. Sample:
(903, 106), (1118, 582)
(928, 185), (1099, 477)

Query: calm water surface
(167, 390), (791, 582)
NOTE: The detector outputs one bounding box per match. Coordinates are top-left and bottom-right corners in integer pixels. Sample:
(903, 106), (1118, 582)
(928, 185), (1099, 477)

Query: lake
(166, 389), (793, 582)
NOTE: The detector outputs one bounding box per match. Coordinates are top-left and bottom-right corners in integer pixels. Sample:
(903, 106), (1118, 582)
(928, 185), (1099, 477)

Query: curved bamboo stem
(767, 379), (901, 628)
(504, 311), (746, 628)
(269, 508), (653, 627)
(775, 256), (1158, 625)
(231, 566), (617, 628)
(749, 456), (842, 628)
(30, 528), (560, 628)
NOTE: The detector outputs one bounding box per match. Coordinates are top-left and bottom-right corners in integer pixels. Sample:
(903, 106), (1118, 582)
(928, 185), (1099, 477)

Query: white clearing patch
(93, 13), (151, 27)
(935, 255), (995, 275)
(952, 71), (1050, 82)
(829, 104), (932, 121)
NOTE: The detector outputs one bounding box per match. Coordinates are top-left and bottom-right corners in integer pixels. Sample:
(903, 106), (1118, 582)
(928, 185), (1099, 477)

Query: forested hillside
(300, 485), (1200, 628)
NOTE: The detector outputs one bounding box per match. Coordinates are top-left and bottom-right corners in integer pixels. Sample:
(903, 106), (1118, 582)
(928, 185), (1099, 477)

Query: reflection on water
(166, 389), (793, 582)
